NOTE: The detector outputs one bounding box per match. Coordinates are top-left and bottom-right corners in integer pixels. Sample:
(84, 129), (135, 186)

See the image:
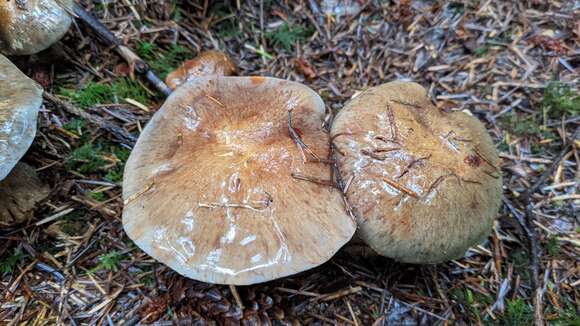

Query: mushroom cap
(0, 54), (43, 181)
(331, 81), (502, 263)
(123, 76), (356, 285)
(165, 50), (237, 90)
(0, 163), (50, 226)
(0, 0), (72, 55)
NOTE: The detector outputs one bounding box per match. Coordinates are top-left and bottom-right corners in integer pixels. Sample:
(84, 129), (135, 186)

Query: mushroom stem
(72, 4), (172, 96)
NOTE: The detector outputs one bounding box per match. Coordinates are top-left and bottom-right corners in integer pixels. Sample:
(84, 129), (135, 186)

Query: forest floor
(1, 1), (579, 325)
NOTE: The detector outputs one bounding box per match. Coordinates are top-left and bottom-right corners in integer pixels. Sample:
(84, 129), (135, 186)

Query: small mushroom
(165, 50), (237, 90)
(0, 0), (73, 55)
(0, 54), (43, 181)
(331, 81), (502, 263)
(0, 163), (50, 226)
(123, 76), (356, 285)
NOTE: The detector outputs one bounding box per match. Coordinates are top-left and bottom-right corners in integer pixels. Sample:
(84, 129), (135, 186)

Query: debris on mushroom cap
(331, 81), (502, 264)
(122, 76), (356, 285)
(0, 163), (50, 227)
(0, 54), (43, 181)
(0, 0), (73, 55)
(165, 50), (237, 90)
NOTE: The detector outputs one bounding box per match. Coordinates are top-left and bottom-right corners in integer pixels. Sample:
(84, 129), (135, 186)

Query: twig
(287, 109), (319, 160)
(44, 93), (137, 146)
(291, 172), (337, 188)
(511, 127), (578, 326)
(198, 200), (271, 211)
(72, 4), (172, 96)
(385, 102), (398, 141)
(383, 177), (419, 198)
(361, 148), (400, 161)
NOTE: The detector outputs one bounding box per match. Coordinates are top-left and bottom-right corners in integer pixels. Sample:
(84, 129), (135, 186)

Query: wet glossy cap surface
(165, 50), (237, 90)
(0, 54), (43, 180)
(0, 0), (72, 55)
(331, 81), (502, 263)
(123, 76), (356, 285)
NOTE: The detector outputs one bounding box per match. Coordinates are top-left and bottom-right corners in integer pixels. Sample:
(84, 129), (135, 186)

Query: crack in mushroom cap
(123, 76), (356, 285)
(331, 81), (502, 263)
(0, 0), (72, 55)
(0, 54), (43, 181)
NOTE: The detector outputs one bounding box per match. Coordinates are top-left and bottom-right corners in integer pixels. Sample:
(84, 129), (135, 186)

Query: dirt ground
(1, 1), (578, 325)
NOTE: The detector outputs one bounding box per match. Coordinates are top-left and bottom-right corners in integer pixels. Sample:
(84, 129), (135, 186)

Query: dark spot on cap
(464, 154), (481, 167)
(470, 200), (479, 210)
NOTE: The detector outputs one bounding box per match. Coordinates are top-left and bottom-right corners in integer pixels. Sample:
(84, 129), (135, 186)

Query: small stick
(360, 148), (399, 161)
(44, 93), (136, 146)
(287, 109), (319, 160)
(307, 157), (335, 164)
(398, 154), (432, 179)
(390, 98), (422, 108)
(123, 183), (154, 205)
(424, 174), (460, 197)
(72, 4), (172, 96)
(374, 135), (401, 145)
(198, 200), (271, 211)
(512, 127), (578, 326)
(385, 102), (398, 141)
(383, 177), (419, 198)
(205, 94), (224, 107)
(229, 285), (244, 310)
(473, 146), (499, 172)
(291, 172), (337, 188)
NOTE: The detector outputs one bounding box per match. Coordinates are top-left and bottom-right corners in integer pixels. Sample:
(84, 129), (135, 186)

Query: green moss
(89, 191), (107, 202)
(59, 78), (151, 108)
(266, 22), (314, 52)
(63, 118), (86, 134)
(450, 287), (493, 323)
(475, 44), (490, 57)
(499, 113), (552, 139)
(500, 299), (533, 326)
(546, 236), (561, 256)
(542, 82), (580, 118)
(91, 251), (124, 273)
(67, 143), (107, 174)
(66, 142), (130, 182)
(509, 249), (531, 282)
(552, 303), (580, 326)
(137, 42), (193, 79)
(0, 249), (25, 275)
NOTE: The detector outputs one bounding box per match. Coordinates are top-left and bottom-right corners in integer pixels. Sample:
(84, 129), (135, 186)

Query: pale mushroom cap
(165, 50), (237, 90)
(0, 54), (43, 180)
(331, 81), (502, 263)
(123, 76), (356, 285)
(0, 0), (72, 55)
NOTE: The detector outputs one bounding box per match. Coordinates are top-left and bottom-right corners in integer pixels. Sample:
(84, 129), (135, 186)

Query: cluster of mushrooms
(0, 0), (72, 224)
(122, 53), (503, 285)
(0, 1), (502, 286)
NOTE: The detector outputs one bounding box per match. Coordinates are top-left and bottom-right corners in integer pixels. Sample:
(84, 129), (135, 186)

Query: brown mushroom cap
(331, 81), (502, 263)
(123, 76), (356, 285)
(0, 54), (43, 180)
(0, 163), (50, 226)
(0, 0), (72, 55)
(165, 50), (237, 90)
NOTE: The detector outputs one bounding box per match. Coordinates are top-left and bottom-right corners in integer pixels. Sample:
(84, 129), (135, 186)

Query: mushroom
(0, 163), (50, 226)
(331, 81), (502, 263)
(0, 0), (73, 55)
(123, 76), (356, 285)
(0, 54), (43, 181)
(165, 50), (237, 90)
